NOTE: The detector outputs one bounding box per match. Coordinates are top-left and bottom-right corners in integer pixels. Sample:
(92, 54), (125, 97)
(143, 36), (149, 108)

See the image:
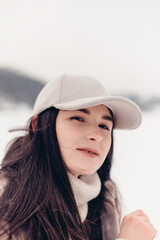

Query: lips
(77, 147), (99, 155)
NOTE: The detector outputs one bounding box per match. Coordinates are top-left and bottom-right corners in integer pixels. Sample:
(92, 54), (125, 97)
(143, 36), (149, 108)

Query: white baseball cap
(9, 74), (142, 131)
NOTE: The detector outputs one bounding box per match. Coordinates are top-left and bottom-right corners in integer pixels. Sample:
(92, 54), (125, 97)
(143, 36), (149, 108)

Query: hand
(118, 210), (157, 240)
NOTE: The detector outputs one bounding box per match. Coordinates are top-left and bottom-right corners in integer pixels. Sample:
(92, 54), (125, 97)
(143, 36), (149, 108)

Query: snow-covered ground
(0, 105), (32, 159)
(112, 106), (160, 239)
(0, 106), (160, 238)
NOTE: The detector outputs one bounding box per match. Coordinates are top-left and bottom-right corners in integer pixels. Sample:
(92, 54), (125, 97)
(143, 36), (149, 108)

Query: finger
(152, 228), (157, 238)
(128, 209), (150, 220)
(143, 222), (157, 238)
(135, 215), (150, 223)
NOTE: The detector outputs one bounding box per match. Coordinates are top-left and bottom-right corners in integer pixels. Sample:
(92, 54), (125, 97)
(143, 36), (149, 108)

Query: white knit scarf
(68, 172), (101, 222)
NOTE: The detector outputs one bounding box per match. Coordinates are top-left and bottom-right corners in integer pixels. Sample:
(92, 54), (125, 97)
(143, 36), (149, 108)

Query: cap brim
(8, 96), (142, 132)
(54, 96), (142, 130)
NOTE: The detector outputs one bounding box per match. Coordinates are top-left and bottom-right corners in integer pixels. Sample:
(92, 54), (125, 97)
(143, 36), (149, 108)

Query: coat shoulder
(101, 179), (121, 240)
(0, 173), (7, 197)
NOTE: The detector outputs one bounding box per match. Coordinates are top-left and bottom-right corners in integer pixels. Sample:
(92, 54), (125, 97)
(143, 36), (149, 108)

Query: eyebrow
(77, 109), (113, 122)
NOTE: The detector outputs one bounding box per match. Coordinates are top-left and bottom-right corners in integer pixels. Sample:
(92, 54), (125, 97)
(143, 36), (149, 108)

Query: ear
(31, 115), (38, 132)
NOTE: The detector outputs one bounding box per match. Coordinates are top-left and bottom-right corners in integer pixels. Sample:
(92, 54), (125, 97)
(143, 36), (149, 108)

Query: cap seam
(59, 75), (65, 103)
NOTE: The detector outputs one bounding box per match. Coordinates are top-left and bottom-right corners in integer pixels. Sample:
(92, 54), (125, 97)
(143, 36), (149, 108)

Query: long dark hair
(0, 107), (120, 240)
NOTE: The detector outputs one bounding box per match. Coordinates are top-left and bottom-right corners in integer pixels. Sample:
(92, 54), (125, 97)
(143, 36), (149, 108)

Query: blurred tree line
(0, 68), (159, 111)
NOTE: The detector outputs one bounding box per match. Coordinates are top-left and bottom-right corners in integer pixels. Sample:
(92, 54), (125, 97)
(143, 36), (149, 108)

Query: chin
(78, 167), (98, 176)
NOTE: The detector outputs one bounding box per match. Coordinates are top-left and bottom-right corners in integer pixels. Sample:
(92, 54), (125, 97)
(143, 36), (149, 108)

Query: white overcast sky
(0, 0), (160, 96)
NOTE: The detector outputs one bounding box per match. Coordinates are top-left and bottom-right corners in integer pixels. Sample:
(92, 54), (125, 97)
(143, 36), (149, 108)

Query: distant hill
(0, 68), (160, 111)
(0, 68), (44, 108)
(119, 93), (160, 112)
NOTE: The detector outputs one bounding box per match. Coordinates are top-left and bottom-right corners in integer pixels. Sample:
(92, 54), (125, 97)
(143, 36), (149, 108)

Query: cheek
(56, 127), (68, 143)
(102, 134), (112, 156)
(56, 122), (79, 148)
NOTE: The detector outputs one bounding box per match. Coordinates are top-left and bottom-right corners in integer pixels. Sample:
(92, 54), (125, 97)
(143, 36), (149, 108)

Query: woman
(0, 75), (157, 239)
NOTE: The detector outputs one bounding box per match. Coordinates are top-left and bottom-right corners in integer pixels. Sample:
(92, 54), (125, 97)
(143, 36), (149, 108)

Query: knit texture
(68, 172), (101, 222)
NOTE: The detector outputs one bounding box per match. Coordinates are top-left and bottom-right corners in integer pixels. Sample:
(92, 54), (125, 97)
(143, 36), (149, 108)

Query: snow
(112, 107), (160, 239)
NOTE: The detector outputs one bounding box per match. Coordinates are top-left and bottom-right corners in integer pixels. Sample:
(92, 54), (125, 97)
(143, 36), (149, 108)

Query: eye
(70, 116), (84, 122)
(99, 124), (110, 131)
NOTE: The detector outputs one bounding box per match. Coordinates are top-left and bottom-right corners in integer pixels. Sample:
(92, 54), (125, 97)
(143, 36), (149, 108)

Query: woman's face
(56, 105), (113, 177)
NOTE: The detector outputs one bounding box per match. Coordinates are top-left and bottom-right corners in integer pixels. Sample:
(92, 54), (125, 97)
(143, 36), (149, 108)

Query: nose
(85, 127), (103, 143)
